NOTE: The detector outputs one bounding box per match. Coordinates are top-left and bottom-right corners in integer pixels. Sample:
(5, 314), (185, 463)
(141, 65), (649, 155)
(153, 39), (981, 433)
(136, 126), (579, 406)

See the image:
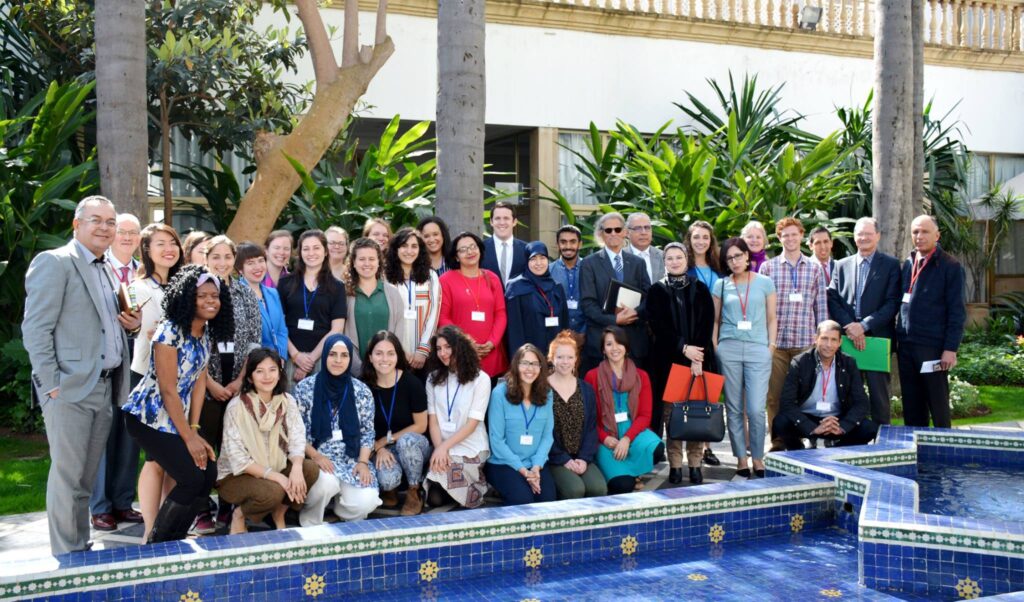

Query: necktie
(119, 266), (129, 283)
(499, 241), (509, 282)
(854, 258), (869, 318)
(613, 254), (623, 280)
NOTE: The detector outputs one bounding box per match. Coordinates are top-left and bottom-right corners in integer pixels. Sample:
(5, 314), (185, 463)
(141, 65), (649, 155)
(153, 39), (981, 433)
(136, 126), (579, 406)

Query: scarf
(596, 358), (640, 437)
(237, 392), (290, 473)
(749, 249), (768, 273)
(664, 273), (689, 289)
(309, 334), (361, 459)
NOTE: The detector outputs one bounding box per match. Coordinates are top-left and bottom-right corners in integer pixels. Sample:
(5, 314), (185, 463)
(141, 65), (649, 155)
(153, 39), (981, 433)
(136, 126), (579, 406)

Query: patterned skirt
(425, 451), (490, 509)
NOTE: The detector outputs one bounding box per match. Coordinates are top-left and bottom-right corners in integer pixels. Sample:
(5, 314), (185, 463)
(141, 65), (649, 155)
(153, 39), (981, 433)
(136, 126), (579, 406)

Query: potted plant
(958, 184), (1022, 325)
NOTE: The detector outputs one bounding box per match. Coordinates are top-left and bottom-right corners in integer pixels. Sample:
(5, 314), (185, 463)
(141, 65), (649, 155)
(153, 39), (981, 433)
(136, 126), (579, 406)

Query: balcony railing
(544, 0), (1024, 53)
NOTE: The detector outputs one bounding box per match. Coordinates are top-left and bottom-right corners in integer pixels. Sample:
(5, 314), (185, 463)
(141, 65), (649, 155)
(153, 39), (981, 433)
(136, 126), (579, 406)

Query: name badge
(567, 300), (579, 310)
(738, 320), (753, 331)
(297, 318), (315, 331)
(519, 434), (534, 446)
(217, 341), (234, 354)
(815, 402), (832, 413)
(902, 293), (911, 304)
(615, 411), (629, 423)
(331, 429), (343, 441)
(788, 293), (803, 303)
(404, 308), (417, 320)
(545, 316), (560, 328)
(471, 311), (486, 322)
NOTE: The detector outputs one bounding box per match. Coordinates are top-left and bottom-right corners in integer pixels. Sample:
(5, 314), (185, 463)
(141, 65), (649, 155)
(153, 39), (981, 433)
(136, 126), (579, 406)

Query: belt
(99, 368), (118, 380)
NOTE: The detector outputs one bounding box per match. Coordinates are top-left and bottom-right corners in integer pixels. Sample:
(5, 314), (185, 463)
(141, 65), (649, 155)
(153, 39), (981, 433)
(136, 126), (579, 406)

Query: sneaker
(215, 504), (234, 530)
(192, 511), (216, 535)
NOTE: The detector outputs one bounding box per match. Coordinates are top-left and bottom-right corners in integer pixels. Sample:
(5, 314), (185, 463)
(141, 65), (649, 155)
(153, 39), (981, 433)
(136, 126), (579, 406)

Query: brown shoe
(401, 485), (423, 516)
(91, 513), (117, 531)
(380, 489), (399, 508)
(114, 508), (144, 523)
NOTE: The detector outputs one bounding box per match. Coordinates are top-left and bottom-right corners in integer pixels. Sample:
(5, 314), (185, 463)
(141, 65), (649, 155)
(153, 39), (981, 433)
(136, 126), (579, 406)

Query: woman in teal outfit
(584, 326), (663, 494)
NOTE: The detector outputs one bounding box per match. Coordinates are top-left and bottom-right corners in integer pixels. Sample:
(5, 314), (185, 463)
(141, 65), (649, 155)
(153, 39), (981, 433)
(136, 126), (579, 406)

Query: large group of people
(23, 196), (966, 555)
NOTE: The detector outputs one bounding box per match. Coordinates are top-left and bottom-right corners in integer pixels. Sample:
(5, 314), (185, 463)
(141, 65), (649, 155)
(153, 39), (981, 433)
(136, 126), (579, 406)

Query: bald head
(910, 214), (940, 255)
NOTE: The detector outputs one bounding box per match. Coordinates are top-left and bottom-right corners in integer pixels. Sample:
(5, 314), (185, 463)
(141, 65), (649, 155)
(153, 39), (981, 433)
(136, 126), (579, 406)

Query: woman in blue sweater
(485, 344), (556, 505)
(237, 242), (289, 359)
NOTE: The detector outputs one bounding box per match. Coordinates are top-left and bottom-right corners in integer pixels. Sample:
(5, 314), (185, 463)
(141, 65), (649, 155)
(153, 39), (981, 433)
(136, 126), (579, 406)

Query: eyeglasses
(602, 227), (624, 234)
(83, 217), (117, 229)
(520, 360), (542, 369)
(725, 254), (747, 263)
(628, 225), (652, 232)
(116, 229), (140, 236)
(327, 242), (347, 248)
(456, 246), (477, 255)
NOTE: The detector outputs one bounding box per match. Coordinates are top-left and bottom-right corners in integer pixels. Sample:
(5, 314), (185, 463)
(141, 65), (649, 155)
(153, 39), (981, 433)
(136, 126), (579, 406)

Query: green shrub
(962, 315), (1016, 346)
(952, 341), (1024, 386)
(0, 338), (43, 433)
(891, 377), (988, 420)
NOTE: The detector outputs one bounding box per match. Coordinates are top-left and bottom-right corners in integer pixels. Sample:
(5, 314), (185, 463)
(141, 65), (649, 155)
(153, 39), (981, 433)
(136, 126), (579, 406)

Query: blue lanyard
(520, 402), (538, 434)
(445, 377), (461, 422)
(695, 266), (712, 289)
(407, 279), (415, 306)
(611, 371), (619, 393)
(330, 384), (351, 427)
(376, 373), (399, 431)
(302, 285), (318, 319)
(786, 259), (800, 291)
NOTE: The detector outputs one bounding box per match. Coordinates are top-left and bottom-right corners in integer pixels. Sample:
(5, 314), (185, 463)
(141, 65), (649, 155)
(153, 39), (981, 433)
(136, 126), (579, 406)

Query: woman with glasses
(417, 216), (453, 276)
(326, 226), (350, 282)
(385, 228), (441, 374)
(438, 232), (508, 380)
(485, 344), (556, 505)
(505, 242), (569, 359)
(713, 237), (778, 479)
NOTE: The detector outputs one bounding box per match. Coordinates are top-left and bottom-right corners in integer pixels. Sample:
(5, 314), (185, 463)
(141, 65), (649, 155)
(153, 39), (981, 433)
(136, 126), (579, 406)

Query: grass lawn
(0, 434), (49, 515)
(891, 386), (1023, 427)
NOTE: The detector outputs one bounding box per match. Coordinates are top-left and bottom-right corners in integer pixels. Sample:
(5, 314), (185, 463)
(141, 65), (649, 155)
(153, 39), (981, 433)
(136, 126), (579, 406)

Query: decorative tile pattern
(620, 535), (638, 556)
(302, 573), (325, 598)
(790, 513), (805, 533)
(708, 524), (725, 544)
(180, 590), (202, 602)
(820, 588), (843, 597)
(418, 560), (439, 583)
(687, 573), (708, 582)
(523, 547), (543, 569)
(955, 577), (982, 599)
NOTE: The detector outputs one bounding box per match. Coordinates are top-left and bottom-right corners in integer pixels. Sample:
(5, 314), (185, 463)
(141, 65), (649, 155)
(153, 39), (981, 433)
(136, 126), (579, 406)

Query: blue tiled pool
(915, 462), (1024, 523)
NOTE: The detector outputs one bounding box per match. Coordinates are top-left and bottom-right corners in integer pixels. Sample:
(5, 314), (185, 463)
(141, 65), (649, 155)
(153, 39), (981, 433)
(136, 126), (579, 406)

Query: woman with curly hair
(417, 216), (453, 276)
(485, 344), (556, 505)
(342, 238), (403, 375)
(122, 264), (234, 542)
(385, 228), (441, 372)
(279, 230), (347, 382)
(423, 325), (492, 509)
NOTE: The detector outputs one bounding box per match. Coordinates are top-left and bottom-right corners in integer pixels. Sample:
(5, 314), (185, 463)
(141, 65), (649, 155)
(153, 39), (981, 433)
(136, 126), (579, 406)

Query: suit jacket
(896, 246), (966, 351)
(779, 348), (870, 436)
(827, 252), (901, 340)
(624, 244), (666, 283)
(579, 248), (652, 361)
(481, 236), (527, 286)
(23, 240), (131, 405)
(819, 258), (836, 285)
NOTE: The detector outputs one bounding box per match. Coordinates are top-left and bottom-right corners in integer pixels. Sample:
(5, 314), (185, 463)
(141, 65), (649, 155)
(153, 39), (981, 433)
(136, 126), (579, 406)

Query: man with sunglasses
(579, 212), (651, 374)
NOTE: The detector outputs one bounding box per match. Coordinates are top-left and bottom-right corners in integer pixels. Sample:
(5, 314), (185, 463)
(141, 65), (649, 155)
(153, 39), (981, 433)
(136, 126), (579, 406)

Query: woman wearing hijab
(294, 334), (382, 521)
(647, 242), (717, 485)
(505, 241), (570, 358)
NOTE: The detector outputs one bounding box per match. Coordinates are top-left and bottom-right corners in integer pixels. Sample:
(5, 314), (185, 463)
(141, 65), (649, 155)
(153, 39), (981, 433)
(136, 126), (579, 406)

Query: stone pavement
(1, 421), (1021, 564)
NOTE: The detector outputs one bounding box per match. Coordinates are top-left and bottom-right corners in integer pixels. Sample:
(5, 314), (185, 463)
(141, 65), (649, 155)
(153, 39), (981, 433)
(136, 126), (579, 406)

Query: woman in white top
(423, 325), (491, 508)
(129, 223), (184, 541)
(385, 228), (441, 372)
(216, 348), (326, 533)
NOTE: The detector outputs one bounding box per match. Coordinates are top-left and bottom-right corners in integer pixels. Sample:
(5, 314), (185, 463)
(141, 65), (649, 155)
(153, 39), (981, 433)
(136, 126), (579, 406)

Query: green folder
(841, 336), (891, 372)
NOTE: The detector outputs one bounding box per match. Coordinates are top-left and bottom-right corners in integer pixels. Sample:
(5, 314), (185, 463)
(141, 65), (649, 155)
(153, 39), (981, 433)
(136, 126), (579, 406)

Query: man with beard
(550, 225), (585, 333)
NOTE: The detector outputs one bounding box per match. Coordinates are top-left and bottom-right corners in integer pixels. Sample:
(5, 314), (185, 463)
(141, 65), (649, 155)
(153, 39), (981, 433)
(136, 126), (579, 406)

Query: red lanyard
(459, 271), (483, 310)
(821, 361), (833, 402)
(535, 286), (554, 317)
(733, 272), (752, 320)
(821, 262), (830, 284)
(907, 250), (935, 294)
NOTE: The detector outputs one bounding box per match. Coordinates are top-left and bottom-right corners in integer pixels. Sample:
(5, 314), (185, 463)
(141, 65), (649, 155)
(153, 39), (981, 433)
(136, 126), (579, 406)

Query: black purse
(667, 372), (725, 442)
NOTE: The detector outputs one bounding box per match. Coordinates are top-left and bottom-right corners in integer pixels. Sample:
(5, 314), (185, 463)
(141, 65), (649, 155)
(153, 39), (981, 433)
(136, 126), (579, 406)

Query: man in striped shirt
(759, 217), (829, 451)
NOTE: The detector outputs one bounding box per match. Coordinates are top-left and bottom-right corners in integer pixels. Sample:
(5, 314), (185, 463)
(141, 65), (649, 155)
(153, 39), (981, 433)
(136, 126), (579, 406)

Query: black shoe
(689, 467), (703, 484)
(703, 448), (721, 466)
(735, 468), (751, 478)
(148, 499), (202, 544)
(668, 468), (683, 484)
(754, 469), (766, 479)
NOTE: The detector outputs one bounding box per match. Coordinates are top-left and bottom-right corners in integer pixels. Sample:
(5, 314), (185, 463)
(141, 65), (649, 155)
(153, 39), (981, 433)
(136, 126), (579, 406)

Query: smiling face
(779, 225), (803, 254)
(367, 223), (390, 250)
(113, 217), (141, 259)
(809, 232), (832, 262)
(241, 254), (267, 285)
(267, 235), (292, 269)
(911, 216), (940, 254)
(397, 234), (421, 268)
(664, 247), (688, 277)
(454, 236), (481, 269)
(551, 343), (577, 378)
(354, 247), (379, 281)
(556, 231), (580, 262)
(689, 226), (711, 258)
(300, 237), (326, 271)
(490, 206), (516, 240)
(854, 221), (880, 256)
(326, 230), (348, 263)
(599, 216), (626, 253)
(436, 336), (454, 369)
(206, 242), (235, 279)
(517, 350), (542, 385)
(370, 339), (399, 378)
(626, 214), (653, 250)
(73, 201), (117, 257)
(194, 281), (221, 321)
(248, 357), (281, 396)
(420, 222), (444, 255)
(743, 228), (765, 254)
(815, 327), (841, 362)
(527, 254), (549, 276)
(602, 334), (627, 364)
(325, 342), (350, 376)
(148, 231), (181, 272)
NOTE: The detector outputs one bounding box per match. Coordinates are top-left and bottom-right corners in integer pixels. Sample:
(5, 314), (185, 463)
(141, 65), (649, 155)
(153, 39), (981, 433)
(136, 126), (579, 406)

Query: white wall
(258, 7), (1024, 154)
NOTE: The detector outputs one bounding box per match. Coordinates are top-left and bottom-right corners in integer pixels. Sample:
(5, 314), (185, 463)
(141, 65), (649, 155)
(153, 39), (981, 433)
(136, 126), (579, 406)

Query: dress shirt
(75, 239), (122, 370)
(604, 247), (625, 279)
(799, 354), (839, 417)
(854, 252), (875, 320)
(759, 254), (828, 349)
(107, 253), (139, 286)
(496, 236), (513, 284)
(633, 246), (653, 282)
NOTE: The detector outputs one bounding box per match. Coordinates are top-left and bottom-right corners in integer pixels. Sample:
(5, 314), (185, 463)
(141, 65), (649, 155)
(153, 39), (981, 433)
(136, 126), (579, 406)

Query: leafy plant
(951, 186), (1022, 303)
(0, 338), (42, 432)
(952, 341), (1024, 386)
(891, 376), (988, 420)
(167, 158), (246, 234)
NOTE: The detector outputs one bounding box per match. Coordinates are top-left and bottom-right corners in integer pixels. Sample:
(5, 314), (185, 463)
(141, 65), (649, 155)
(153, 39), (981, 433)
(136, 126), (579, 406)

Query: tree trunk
(160, 87), (174, 224)
(911, 0), (925, 215)
(95, 0), (149, 221)
(873, 1), (914, 259)
(436, 0), (486, 237)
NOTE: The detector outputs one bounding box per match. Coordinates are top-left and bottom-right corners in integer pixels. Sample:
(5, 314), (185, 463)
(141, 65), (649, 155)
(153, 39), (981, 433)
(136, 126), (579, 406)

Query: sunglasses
(603, 227), (624, 234)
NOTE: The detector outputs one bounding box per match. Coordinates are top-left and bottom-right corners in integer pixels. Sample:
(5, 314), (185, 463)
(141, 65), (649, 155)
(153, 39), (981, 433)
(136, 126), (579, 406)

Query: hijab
(310, 334), (361, 459)
(506, 241), (562, 304)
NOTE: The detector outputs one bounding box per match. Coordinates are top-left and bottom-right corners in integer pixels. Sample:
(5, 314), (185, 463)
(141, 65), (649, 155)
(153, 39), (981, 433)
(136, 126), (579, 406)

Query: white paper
(815, 402), (832, 413)
(567, 300), (579, 310)
(471, 311), (486, 322)
(616, 287), (642, 310)
(614, 411), (629, 423)
(331, 429), (343, 441)
(297, 318), (315, 331)
(920, 360), (944, 374)
(738, 320), (753, 331)
(404, 308), (417, 320)
(545, 316), (560, 328)
(788, 293), (804, 303)
(519, 434), (534, 446)
(902, 293), (912, 304)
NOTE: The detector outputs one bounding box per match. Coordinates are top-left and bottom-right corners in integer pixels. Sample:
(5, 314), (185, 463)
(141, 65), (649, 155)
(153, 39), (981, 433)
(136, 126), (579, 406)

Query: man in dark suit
(579, 212), (652, 374)
(827, 217), (901, 424)
(896, 214), (966, 428)
(22, 196), (141, 555)
(808, 225), (836, 285)
(481, 201), (527, 286)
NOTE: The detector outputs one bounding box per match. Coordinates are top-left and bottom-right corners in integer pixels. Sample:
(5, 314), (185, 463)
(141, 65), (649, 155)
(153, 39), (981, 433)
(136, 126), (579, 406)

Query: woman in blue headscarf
(293, 334), (381, 521)
(505, 241), (570, 358)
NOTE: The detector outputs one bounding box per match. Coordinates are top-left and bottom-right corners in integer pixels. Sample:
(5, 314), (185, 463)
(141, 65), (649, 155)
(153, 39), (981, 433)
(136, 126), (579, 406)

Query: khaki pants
(766, 346), (811, 442)
(662, 405), (707, 468)
(218, 459), (320, 521)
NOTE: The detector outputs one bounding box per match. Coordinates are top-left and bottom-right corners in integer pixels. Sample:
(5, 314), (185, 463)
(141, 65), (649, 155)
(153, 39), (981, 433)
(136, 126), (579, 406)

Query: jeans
(717, 339), (772, 461)
(376, 432), (432, 491)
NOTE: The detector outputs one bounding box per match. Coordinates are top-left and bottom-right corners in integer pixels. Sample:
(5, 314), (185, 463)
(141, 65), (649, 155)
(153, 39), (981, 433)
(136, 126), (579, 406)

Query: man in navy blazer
(579, 212), (652, 374)
(481, 201), (527, 286)
(827, 217), (901, 424)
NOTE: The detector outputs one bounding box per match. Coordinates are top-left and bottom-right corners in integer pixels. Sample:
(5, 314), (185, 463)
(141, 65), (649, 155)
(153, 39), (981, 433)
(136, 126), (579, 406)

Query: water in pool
(377, 528), (929, 601)
(915, 461), (1024, 522)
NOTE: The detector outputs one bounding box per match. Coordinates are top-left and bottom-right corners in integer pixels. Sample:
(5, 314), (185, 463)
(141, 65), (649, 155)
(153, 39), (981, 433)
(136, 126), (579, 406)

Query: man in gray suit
(624, 212), (665, 283)
(23, 196), (141, 555)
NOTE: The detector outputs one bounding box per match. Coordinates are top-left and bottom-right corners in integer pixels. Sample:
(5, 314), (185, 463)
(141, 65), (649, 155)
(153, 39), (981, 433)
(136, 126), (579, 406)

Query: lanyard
(113, 265), (131, 285)
(820, 361), (834, 403)
(520, 402), (538, 434)
(821, 261), (830, 283)
(330, 384), (351, 427)
(907, 250), (935, 294)
(732, 272), (753, 320)
(445, 378), (461, 422)
(785, 259), (800, 291)
(376, 372), (399, 431)
(407, 279), (415, 306)
(302, 285), (318, 319)
(695, 266), (712, 289)
(535, 286), (555, 317)
(459, 271), (483, 310)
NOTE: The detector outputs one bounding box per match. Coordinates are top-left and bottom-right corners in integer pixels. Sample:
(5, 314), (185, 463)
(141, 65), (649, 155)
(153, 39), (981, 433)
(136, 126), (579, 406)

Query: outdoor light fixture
(799, 5), (823, 30)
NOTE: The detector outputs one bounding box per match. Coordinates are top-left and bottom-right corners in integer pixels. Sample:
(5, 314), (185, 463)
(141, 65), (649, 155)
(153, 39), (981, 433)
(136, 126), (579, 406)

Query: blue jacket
(259, 284), (290, 358)
(548, 379), (600, 465)
(896, 246), (966, 351)
(550, 258), (585, 332)
(504, 273), (570, 358)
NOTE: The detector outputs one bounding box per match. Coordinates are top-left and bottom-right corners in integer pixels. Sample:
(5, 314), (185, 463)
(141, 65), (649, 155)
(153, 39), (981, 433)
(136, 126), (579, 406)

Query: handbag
(667, 372), (725, 442)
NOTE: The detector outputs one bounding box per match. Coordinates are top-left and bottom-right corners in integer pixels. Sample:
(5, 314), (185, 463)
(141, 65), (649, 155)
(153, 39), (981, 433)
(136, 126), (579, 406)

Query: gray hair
(740, 220), (767, 237)
(74, 195), (115, 218)
(854, 217), (880, 233)
(625, 212), (651, 227)
(595, 212), (626, 233)
(816, 320), (843, 336)
(116, 213), (141, 227)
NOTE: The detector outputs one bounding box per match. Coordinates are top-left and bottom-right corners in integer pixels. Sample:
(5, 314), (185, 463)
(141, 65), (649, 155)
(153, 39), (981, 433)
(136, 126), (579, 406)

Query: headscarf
(309, 334), (361, 459)
(596, 357), (640, 437)
(663, 242), (690, 289)
(506, 241), (562, 303)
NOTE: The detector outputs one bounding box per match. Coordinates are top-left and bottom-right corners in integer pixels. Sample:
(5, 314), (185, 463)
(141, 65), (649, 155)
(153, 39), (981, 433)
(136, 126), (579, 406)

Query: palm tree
(95, 0), (149, 220)
(435, 0), (486, 237)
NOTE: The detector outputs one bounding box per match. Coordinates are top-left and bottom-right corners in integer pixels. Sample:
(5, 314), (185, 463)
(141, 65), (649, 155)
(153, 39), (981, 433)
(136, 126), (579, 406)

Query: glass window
(558, 132), (596, 206)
